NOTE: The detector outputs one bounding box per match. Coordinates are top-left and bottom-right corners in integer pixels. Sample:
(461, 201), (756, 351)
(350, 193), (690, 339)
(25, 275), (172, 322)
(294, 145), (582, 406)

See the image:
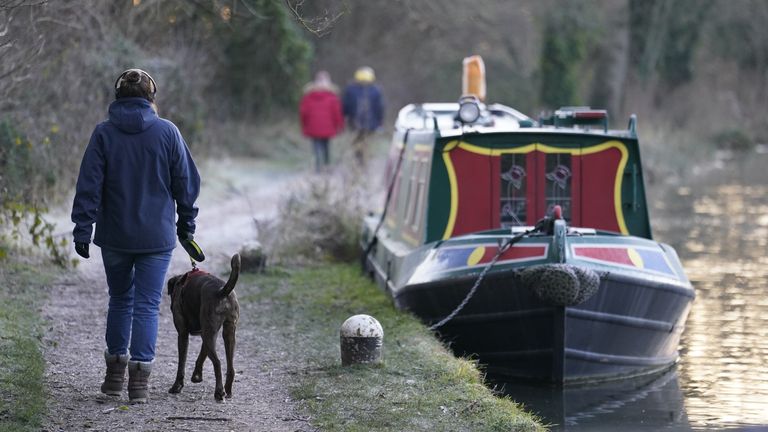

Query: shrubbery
(265, 176), (364, 265)
(0, 120), (69, 264)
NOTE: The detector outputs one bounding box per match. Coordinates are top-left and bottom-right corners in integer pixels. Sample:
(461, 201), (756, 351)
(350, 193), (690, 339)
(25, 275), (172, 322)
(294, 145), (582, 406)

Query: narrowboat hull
(394, 270), (692, 384)
(364, 224), (694, 384)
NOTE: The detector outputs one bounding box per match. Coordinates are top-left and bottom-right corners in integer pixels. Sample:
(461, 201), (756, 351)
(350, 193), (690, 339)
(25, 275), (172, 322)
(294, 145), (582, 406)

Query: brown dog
(166, 254), (240, 401)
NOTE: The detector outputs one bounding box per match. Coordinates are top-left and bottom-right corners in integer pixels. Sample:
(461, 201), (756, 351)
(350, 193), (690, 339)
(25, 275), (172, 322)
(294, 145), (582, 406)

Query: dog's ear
(167, 275), (184, 296)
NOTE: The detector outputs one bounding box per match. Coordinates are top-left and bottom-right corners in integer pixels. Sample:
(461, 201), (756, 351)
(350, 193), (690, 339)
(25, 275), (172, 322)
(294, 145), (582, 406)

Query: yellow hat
(354, 66), (375, 83)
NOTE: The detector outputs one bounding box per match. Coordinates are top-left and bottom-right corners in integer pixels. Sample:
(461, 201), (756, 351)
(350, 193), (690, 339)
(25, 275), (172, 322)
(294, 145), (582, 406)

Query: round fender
(521, 264), (601, 306)
(572, 266), (600, 304)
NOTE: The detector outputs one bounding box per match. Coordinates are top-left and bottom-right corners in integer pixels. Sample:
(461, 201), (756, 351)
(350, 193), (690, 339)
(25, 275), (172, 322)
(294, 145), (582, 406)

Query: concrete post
(340, 314), (383, 366)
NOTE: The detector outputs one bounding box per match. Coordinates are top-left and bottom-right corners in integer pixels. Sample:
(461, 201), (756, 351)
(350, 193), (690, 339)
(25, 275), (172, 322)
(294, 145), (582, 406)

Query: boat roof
(395, 103), (638, 139)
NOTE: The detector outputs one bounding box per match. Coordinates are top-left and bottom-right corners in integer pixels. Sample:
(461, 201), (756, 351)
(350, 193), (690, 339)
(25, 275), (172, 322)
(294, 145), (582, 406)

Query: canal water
(499, 151), (768, 431)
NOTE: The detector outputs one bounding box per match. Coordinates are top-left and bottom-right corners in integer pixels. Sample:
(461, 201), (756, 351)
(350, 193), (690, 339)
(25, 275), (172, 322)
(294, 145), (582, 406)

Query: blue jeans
(101, 248), (173, 362)
(312, 138), (330, 172)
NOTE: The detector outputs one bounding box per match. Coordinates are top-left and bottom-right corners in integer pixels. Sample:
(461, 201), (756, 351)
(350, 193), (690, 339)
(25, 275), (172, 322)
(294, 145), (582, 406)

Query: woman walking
(299, 70), (344, 172)
(71, 69), (202, 403)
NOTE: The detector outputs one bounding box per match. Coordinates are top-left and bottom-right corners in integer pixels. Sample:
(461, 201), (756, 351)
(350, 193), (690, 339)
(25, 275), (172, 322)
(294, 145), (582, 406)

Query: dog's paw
(169, 382), (184, 394)
(214, 388), (225, 402)
(191, 373), (203, 383)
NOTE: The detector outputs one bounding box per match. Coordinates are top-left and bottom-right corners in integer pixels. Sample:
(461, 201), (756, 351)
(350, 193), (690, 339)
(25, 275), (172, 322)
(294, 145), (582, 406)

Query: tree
(538, 2), (594, 109)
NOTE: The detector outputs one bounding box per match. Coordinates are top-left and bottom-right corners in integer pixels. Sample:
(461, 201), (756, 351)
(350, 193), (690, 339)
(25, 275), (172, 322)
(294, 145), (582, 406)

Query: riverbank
(0, 261), (54, 432)
(243, 263), (544, 431)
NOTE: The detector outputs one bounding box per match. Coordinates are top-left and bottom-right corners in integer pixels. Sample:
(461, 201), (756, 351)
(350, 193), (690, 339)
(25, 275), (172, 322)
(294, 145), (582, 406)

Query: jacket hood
(303, 89), (339, 101)
(303, 82), (339, 95)
(108, 97), (158, 134)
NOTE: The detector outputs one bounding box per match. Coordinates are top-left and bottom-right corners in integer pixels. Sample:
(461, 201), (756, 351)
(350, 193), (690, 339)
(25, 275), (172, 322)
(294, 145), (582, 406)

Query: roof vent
(553, 106), (608, 132)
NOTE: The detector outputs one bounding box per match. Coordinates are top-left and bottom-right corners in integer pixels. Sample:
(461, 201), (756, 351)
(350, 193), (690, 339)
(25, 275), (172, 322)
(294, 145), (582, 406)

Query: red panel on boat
(450, 147), (493, 236)
(446, 142), (626, 238)
(580, 148), (623, 233)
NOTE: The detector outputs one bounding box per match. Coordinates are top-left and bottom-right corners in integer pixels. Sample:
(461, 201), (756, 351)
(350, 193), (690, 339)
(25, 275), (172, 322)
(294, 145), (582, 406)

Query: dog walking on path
(167, 253), (241, 401)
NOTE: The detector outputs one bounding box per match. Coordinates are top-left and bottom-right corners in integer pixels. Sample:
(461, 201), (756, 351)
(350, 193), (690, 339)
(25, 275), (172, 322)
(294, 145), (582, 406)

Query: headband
(114, 68), (157, 96)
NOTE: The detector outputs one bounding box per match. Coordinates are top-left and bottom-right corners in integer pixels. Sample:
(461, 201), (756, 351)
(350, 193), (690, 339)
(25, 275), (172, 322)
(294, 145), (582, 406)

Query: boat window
(500, 154), (527, 226)
(401, 172), (413, 225)
(412, 159), (428, 231)
(545, 153), (572, 220)
(387, 160), (405, 228)
(404, 161), (420, 227)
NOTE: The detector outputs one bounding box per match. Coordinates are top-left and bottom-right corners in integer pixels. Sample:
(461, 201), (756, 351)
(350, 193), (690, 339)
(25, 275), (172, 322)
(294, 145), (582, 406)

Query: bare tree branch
(34, 16), (84, 30)
(0, 0), (47, 12)
(284, 0), (348, 38)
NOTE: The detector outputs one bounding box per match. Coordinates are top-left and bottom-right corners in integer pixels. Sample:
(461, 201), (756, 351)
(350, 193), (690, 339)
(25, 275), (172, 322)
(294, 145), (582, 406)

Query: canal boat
(360, 57), (694, 384)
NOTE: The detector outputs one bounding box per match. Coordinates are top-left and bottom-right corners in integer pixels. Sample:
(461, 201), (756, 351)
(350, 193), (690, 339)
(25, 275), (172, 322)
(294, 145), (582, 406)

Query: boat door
(494, 140), (638, 235)
(495, 146), (582, 227)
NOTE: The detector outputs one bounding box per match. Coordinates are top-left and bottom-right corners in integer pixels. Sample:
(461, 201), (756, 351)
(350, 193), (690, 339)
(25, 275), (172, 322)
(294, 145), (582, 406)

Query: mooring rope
(428, 224), (543, 331)
(362, 128), (412, 263)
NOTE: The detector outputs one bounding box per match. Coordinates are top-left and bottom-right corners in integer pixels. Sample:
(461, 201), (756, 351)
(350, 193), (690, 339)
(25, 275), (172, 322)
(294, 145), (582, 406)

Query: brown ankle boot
(128, 360), (153, 403)
(100, 350), (128, 396)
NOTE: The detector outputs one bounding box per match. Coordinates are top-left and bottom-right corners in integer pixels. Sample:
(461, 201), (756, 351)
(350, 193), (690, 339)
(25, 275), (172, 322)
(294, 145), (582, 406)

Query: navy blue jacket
(342, 83), (384, 131)
(71, 97), (200, 253)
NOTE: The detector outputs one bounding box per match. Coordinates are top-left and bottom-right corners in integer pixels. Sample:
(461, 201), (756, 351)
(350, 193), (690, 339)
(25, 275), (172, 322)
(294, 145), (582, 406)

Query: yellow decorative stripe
(608, 143), (629, 235)
(467, 246), (486, 266)
(627, 247), (644, 268)
(441, 141), (460, 239)
(441, 139), (630, 239)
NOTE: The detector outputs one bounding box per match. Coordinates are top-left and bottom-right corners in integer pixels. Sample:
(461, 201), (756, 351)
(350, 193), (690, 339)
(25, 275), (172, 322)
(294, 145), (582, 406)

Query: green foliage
(0, 120), (69, 266)
(216, 0), (312, 118)
(0, 263), (52, 432)
(484, 56), (538, 111)
(712, 129), (755, 152)
(538, 2), (595, 108)
(0, 202), (72, 267)
(0, 119), (53, 203)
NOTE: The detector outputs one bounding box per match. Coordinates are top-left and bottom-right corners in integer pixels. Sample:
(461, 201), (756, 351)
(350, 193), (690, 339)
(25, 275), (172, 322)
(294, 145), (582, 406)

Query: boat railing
(395, 102), (533, 132)
(395, 103), (638, 139)
(507, 226), (597, 236)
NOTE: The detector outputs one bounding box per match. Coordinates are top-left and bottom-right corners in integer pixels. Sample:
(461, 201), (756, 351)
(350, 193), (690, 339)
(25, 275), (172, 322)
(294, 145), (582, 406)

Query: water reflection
(497, 368), (689, 431)
(657, 163), (768, 430)
(497, 154), (768, 430)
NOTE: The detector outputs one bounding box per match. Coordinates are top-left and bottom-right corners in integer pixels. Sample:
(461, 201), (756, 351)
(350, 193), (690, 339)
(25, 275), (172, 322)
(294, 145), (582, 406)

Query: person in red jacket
(299, 71), (344, 172)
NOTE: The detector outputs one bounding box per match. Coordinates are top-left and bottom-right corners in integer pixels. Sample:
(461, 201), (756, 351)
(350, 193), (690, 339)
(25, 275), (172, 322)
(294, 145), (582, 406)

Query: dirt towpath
(42, 158), (318, 432)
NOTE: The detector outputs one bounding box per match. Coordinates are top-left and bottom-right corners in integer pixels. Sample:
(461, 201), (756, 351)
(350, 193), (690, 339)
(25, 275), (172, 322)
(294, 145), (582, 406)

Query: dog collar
(187, 268), (208, 277)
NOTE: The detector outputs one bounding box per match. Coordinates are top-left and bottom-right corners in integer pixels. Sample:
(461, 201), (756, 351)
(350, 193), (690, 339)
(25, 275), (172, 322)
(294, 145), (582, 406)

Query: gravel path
(41, 158), (316, 432)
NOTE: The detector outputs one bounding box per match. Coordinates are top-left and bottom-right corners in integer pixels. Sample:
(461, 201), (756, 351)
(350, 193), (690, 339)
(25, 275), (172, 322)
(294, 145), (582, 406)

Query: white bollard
(238, 240), (267, 273)
(340, 314), (383, 366)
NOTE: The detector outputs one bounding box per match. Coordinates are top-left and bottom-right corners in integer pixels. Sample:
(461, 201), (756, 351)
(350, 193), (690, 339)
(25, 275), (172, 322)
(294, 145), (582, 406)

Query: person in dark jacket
(71, 68), (201, 404)
(299, 70), (344, 172)
(342, 66), (384, 165)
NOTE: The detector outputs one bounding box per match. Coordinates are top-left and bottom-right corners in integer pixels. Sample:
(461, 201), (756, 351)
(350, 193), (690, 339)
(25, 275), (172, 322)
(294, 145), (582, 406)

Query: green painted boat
(361, 98), (694, 384)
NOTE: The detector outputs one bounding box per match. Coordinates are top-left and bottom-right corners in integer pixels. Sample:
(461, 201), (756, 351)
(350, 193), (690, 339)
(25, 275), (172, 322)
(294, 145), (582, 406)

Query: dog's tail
(217, 253), (241, 298)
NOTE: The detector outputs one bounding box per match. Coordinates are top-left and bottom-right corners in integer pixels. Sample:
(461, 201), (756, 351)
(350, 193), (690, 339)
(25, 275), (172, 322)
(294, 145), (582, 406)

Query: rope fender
(521, 264), (601, 306)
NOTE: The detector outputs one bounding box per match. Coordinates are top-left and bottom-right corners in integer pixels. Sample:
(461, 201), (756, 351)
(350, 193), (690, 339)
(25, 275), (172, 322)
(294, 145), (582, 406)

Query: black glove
(178, 232), (205, 262)
(75, 242), (90, 259)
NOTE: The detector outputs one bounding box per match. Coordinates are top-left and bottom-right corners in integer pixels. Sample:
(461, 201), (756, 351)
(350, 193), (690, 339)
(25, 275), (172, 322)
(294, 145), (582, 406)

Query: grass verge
(240, 263), (544, 432)
(0, 261), (53, 432)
